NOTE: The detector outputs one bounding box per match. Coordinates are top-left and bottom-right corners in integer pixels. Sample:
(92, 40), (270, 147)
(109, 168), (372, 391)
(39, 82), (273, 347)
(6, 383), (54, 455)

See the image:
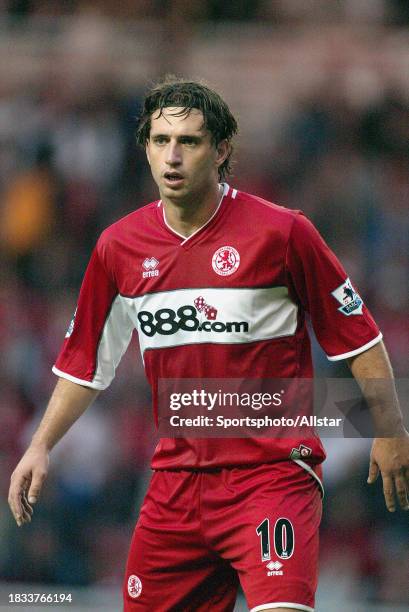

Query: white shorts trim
(250, 603), (314, 612)
(326, 332), (382, 361)
(52, 366), (106, 390)
(292, 459), (324, 499)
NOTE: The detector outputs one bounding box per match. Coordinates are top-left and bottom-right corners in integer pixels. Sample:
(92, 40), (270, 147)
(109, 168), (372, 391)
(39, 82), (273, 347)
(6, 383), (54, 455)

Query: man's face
(146, 107), (225, 202)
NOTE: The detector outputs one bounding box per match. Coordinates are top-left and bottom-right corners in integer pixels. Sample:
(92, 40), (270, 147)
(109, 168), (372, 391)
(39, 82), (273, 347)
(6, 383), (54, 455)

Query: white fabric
(250, 603), (314, 612)
(121, 286), (298, 356)
(327, 332), (382, 361)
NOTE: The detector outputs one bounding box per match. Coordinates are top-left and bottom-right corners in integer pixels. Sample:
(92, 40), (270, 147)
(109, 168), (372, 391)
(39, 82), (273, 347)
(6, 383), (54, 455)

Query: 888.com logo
(137, 296), (248, 337)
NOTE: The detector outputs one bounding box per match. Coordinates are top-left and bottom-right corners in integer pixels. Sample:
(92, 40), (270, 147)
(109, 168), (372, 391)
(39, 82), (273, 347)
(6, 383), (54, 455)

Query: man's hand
(367, 433), (409, 512)
(8, 444), (50, 527)
(8, 378), (99, 528)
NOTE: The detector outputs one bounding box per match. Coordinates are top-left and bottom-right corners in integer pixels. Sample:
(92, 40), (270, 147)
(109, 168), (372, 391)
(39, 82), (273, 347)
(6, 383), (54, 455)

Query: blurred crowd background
(0, 1), (408, 609)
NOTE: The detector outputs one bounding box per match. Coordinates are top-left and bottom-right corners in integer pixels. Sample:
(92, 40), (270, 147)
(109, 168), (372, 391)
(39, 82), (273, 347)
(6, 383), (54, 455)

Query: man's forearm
(31, 377), (99, 451)
(347, 341), (405, 436)
(9, 377), (100, 525)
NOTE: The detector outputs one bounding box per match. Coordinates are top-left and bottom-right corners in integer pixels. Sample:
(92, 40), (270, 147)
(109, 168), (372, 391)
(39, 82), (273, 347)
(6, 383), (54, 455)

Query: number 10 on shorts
(256, 517), (295, 562)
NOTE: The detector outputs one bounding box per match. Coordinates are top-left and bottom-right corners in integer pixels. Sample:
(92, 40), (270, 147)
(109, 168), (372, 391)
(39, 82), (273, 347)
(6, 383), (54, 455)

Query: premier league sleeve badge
(331, 278), (364, 315)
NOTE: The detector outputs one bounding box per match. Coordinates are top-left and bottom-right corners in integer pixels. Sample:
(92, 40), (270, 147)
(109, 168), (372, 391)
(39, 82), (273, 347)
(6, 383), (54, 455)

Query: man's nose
(166, 142), (182, 166)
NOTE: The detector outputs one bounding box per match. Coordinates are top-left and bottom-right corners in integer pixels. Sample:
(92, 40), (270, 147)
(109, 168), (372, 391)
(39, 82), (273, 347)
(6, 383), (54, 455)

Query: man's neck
(162, 183), (224, 238)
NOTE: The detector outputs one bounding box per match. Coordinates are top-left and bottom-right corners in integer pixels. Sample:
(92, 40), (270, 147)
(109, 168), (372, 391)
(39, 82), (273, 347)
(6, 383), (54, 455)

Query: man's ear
(145, 140), (151, 165)
(215, 139), (230, 168)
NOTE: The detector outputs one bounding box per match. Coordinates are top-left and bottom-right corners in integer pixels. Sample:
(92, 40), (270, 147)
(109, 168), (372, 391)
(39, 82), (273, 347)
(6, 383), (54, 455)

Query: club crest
(212, 246), (240, 276)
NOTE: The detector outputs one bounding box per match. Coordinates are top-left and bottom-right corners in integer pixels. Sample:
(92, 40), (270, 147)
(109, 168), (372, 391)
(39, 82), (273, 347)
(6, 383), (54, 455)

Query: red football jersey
(53, 184), (382, 469)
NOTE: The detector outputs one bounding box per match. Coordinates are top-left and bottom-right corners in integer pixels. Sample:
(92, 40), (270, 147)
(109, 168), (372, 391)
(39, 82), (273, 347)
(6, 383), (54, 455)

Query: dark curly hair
(136, 76), (238, 181)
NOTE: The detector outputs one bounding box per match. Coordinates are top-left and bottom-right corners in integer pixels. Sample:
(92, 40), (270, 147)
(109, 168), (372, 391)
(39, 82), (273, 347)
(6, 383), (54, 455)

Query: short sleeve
(53, 241), (134, 389)
(286, 212), (382, 361)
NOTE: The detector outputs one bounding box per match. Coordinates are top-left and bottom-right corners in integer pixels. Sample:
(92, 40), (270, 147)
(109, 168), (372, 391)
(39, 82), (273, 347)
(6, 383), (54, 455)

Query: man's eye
(154, 137), (167, 145)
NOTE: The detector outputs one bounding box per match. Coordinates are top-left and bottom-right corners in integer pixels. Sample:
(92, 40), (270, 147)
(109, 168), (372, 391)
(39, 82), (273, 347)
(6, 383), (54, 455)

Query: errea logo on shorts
(127, 574), (142, 598)
(266, 560), (284, 576)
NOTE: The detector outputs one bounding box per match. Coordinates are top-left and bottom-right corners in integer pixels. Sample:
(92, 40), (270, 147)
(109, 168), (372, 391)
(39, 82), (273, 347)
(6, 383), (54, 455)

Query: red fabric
(54, 186), (380, 469)
(285, 212), (380, 359)
(54, 246), (117, 382)
(123, 461), (322, 611)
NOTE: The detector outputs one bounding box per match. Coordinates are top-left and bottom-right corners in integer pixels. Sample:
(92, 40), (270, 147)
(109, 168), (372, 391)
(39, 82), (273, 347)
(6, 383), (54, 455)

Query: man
(8, 77), (409, 612)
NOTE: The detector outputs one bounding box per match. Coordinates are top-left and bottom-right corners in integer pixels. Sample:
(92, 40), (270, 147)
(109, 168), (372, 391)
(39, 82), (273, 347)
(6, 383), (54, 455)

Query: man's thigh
(203, 462), (323, 612)
(123, 470), (238, 611)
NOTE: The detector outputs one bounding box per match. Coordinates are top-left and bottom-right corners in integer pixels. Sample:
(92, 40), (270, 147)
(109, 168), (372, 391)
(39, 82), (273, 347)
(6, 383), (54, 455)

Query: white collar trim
(161, 183), (229, 244)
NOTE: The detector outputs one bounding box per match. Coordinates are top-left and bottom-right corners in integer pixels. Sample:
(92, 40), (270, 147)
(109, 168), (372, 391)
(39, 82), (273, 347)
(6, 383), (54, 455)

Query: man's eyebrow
(150, 133), (204, 140)
(178, 134), (203, 140)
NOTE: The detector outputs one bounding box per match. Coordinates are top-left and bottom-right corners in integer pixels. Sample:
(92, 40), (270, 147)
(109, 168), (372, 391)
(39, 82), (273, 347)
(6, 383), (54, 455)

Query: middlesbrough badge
(212, 246), (240, 276)
(127, 574), (142, 598)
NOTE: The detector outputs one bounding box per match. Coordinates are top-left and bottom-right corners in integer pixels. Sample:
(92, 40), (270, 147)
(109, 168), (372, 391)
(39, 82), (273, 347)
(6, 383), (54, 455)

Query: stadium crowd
(0, 3), (408, 608)
(3, 0), (409, 25)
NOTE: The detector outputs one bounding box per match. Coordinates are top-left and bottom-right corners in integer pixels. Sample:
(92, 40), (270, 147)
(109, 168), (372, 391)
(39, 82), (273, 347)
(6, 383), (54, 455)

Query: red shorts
(123, 461), (323, 612)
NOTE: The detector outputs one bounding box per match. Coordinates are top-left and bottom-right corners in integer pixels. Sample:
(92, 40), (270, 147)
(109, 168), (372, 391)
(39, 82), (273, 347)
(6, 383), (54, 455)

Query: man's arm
(347, 341), (409, 512)
(8, 377), (99, 527)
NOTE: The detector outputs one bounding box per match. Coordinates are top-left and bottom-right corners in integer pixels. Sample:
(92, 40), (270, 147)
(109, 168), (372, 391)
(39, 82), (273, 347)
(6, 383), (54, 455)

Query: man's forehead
(150, 107), (206, 133)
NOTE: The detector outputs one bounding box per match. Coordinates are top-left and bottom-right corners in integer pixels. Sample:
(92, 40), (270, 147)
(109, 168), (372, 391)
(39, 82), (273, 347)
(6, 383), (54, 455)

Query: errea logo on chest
(142, 257), (160, 279)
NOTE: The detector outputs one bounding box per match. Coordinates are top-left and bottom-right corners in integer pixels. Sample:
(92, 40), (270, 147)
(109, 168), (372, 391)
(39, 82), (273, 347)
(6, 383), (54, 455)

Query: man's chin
(161, 183), (189, 199)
